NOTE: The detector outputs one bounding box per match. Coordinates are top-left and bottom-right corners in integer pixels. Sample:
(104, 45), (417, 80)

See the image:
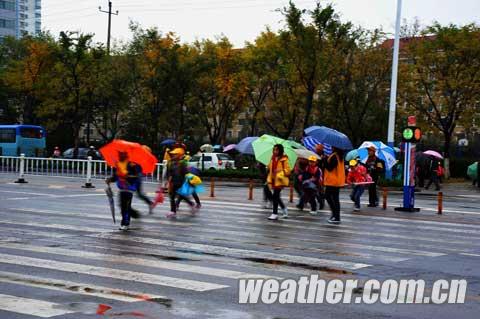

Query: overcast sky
(41, 0), (480, 47)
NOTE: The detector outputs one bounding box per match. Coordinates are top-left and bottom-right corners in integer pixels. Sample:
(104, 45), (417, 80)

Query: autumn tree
(322, 29), (391, 146)
(190, 38), (249, 144)
(399, 23), (480, 176)
(280, 1), (356, 131)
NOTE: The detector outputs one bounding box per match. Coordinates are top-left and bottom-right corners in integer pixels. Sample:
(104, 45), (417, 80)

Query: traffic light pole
(395, 142), (419, 212)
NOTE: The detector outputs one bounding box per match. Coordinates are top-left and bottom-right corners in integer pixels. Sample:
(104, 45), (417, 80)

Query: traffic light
(402, 126), (422, 143)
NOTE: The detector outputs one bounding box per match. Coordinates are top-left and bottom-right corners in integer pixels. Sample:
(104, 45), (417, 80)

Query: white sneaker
(353, 207), (360, 212)
(166, 211), (177, 218)
(119, 225), (129, 231)
(268, 214), (278, 220)
(309, 210), (318, 216)
(280, 207), (288, 218)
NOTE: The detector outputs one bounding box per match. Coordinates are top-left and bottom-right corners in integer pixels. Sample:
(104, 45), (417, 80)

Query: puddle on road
(242, 257), (354, 275)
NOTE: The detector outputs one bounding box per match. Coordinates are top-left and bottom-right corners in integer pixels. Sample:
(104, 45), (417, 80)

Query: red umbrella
(100, 140), (158, 174)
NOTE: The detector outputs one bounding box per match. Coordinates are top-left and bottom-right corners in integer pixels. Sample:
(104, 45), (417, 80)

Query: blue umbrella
(358, 141), (397, 170)
(302, 136), (332, 155)
(304, 126), (353, 150)
(160, 138), (176, 146)
(235, 136), (258, 155)
(345, 149), (359, 161)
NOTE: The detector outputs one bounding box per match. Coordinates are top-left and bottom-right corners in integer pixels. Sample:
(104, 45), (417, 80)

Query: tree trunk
(443, 132), (452, 179)
(302, 86), (314, 131)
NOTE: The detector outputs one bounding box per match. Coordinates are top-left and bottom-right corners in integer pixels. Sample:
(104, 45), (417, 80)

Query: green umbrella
(252, 134), (298, 167)
(467, 162), (478, 180)
(285, 140), (306, 150)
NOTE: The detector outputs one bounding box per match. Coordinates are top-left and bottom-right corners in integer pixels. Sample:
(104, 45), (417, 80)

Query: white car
(188, 153), (235, 170)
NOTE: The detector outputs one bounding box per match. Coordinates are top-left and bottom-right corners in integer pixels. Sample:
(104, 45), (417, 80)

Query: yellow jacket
(267, 155), (291, 188)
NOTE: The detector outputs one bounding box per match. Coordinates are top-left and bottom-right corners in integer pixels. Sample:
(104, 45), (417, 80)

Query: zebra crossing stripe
(0, 253), (227, 292)
(0, 293), (75, 318)
(0, 270), (168, 303)
(91, 233), (371, 271)
(0, 242), (279, 280)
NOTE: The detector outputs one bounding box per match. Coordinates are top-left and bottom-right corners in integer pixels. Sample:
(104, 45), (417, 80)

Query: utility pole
(387, 0), (402, 147)
(99, 1), (118, 54)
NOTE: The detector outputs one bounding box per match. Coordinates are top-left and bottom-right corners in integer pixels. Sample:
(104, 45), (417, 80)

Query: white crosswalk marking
(0, 253), (228, 292)
(0, 293), (76, 318)
(1, 186), (480, 318)
(0, 271), (168, 303)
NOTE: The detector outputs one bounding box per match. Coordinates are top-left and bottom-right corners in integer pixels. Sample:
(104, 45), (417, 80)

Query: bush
(449, 157), (476, 179)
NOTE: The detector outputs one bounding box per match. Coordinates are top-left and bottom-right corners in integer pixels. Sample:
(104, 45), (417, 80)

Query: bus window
(0, 128), (16, 143)
(20, 127), (43, 139)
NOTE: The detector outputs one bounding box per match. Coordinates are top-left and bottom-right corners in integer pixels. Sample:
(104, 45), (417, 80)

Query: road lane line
(0, 242), (279, 280)
(0, 293), (75, 318)
(0, 270), (168, 303)
(0, 253), (227, 292)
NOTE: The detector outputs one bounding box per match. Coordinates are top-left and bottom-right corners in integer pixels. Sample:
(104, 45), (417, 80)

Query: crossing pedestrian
(346, 159), (370, 211)
(297, 155), (322, 215)
(293, 158), (308, 211)
(324, 147), (345, 224)
(165, 148), (195, 218)
(105, 151), (141, 231)
(425, 157), (441, 191)
(314, 144), (326, 210)
(258, 163), (273, 209)
(267, 144), (291, 220)
(365, 146), (385, 207)
(135, 145), (154, 214)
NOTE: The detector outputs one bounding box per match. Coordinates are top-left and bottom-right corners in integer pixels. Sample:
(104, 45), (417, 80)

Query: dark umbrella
(304, 126), (353, 150)
(160, 138), (176, 146)
(235, 136), (258, 155)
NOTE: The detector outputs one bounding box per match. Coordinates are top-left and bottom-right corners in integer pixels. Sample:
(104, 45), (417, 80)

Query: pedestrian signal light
(402, 127), (422, 143)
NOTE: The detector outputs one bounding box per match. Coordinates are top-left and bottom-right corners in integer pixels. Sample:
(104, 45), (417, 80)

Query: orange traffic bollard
(382, 187), (387, 210)
(438, 192), (443, 215)
(210, 177), (215, 198)
(289, 183), (294, 203)
(248, 179), (253, 200)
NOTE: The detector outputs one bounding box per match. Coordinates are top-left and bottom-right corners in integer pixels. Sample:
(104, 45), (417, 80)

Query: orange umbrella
(100, 140), (158, 174)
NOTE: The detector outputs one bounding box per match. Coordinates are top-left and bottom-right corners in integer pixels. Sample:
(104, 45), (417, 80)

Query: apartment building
(0, 0), (41, 39)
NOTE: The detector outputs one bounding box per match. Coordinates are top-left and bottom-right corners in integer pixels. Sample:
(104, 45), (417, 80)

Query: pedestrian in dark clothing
(297, 156), (322, 215)
(314, 144), (326, 210)
(165, 148), (195, 218)
(425, 157), (441, 191)
(87, 146), (97, 159)
(258, 163), (273, 209)
(293, 159), (308, 210)
(365, 147), (385, 207)
(324, 147), (345, 224)
(105, 151), (141, 231)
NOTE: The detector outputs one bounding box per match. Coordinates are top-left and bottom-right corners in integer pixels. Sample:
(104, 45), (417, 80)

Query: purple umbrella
(235, 137), (258, 155)
(223, 144), (237, 153)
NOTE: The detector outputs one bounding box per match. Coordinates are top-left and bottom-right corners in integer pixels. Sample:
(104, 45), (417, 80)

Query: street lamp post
(387, 0), (403, 147)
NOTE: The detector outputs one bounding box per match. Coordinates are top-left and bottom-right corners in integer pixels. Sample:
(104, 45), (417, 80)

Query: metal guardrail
(0, 155), (165, 186)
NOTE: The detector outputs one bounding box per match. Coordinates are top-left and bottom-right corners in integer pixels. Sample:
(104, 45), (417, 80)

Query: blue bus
(0, 125), (46, 157)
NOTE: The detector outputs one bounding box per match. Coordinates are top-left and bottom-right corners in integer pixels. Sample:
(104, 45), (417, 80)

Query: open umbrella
(235, 136), (258, 155)
(160, 138), (175, 146)
(304, 126), (353, 150)
(200, 144), (214, 153)
(467, 162), (478, 180)
(286, 140), (306, 150)
(252, 134), (297, 167)
(294, 148), (320, 160)
(223, 144), (237, 153)
(302, 136), (333, 155)
(100, 139), (158, 174)
(357, 141), (396, 170)
(345, 149), (359, 162)
(423, 150), (443, 159)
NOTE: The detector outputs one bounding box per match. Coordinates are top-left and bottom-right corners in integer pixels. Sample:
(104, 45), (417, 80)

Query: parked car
(188, 153), (235, 170)
(62, 148), (102, 160)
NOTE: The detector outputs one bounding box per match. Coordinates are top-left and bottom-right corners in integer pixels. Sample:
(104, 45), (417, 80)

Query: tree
(399, 23), (480, 177)
(280, 1), (355, 131)
(37, 32), (99, 156)
(190, 38), (249, 144)
(322, 29), (391, 146)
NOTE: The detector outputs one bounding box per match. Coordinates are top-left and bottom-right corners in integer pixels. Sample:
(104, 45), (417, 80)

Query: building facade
(0, 0), (41, 39)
